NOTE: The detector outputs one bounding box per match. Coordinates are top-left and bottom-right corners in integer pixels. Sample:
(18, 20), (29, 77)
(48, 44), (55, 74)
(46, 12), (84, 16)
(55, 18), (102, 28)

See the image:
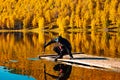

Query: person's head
(58, 36), (62, 42)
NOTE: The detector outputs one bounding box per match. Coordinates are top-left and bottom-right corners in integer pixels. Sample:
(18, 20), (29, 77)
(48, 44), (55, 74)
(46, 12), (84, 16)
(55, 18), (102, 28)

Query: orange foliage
(0, 0), (120, 30)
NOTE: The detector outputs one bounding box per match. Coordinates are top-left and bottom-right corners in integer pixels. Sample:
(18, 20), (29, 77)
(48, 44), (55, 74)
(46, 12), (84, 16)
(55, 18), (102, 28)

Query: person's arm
(44, 39), (57, 48)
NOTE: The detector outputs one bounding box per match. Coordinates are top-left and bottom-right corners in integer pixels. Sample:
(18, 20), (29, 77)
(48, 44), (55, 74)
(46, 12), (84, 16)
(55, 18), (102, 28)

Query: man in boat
(44, 36), (73, 61)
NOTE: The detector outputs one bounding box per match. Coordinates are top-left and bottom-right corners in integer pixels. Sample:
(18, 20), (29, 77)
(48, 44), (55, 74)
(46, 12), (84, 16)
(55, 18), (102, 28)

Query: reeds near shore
(0, 0), (120, 30)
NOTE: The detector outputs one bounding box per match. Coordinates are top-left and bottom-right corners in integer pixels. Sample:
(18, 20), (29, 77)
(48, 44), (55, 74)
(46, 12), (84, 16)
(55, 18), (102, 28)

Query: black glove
(44, 44), (47, 49)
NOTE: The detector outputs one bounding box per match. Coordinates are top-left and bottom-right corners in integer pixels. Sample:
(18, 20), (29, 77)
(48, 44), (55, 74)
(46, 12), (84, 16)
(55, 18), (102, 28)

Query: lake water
(0, 31), (120, 80)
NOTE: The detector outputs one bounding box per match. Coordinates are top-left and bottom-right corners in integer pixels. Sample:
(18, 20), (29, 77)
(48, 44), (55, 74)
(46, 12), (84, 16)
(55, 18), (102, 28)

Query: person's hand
(43, 45), (46, 53)
(44, 44), (47, 49)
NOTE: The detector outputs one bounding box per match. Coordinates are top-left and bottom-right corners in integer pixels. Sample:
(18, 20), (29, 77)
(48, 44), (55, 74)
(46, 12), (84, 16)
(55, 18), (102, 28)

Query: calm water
(0, 31), (120, 80)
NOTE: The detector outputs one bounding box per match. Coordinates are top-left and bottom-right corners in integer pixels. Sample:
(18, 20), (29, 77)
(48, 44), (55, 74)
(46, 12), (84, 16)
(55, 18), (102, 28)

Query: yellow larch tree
(45, 10), (51, 24)
(38, 17), (45, 30)
(109, 0), (118, 24)
(0, 0), (120, 30)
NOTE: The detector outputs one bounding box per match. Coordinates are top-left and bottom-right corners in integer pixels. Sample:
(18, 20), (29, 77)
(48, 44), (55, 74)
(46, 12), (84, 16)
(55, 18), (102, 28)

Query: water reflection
(45, 63), (72, 80)
(0, 31), (120, 80)
(0, 66), (35, 80)
(0, 31), (120, 58)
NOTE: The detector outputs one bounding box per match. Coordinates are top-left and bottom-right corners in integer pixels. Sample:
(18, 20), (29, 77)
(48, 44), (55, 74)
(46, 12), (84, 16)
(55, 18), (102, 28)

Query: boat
(39, 52), (120, 72)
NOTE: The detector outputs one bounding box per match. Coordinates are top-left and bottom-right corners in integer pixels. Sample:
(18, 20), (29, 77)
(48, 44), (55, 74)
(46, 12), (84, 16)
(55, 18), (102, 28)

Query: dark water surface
(0, 31), (120, 80)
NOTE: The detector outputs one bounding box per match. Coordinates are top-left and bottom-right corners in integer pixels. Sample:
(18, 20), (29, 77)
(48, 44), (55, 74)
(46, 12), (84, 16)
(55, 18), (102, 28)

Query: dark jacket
(44, 36), (72, 54)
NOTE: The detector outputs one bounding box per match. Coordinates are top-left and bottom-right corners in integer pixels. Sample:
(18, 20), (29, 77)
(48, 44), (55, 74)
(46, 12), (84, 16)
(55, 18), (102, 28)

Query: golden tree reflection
(0, 31), (120, 80)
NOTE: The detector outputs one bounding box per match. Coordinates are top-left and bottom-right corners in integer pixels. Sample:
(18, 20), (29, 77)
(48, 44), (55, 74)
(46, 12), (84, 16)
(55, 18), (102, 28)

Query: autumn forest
(0, 0), (120, 80)
(0, 0), (120, 30)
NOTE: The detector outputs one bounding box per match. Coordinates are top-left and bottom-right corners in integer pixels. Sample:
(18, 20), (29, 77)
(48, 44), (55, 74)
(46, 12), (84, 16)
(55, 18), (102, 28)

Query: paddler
(44, 36), (73, 61)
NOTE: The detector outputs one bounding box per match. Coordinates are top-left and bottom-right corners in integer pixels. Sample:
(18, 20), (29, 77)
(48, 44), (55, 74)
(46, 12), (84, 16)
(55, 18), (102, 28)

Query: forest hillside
(0, 0), (120, 30)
